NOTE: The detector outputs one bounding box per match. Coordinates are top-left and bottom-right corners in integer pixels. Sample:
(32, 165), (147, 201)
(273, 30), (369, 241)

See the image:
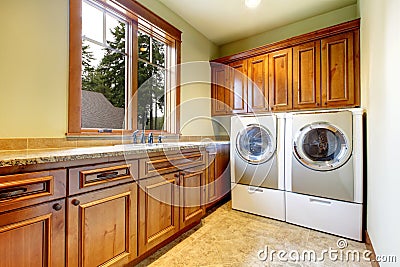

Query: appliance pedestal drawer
(231, 183), (285, 221)
(286, 192), (362, 241)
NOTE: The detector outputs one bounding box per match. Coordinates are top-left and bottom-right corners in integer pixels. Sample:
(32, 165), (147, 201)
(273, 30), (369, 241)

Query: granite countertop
(0, 141), (230, 167)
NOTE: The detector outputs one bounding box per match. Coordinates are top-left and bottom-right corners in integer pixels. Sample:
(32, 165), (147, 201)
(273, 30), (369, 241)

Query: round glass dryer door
(236, 124), (276, 164)
(293, 122), (352, 171)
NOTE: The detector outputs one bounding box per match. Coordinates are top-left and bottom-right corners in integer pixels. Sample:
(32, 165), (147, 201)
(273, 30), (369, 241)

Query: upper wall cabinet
(269, 48), (293, 111)
(211, 19), (360, 115)
(321, 31), (359, 107)
(211, 64), (231, 116)
(229, 60), (248, 114)
(293, 41), (321, 109)
(247, 54), (269, 112)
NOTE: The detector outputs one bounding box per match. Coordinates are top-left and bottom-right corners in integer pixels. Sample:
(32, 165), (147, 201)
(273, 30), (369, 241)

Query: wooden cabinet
(0, 169), (66, 267)
(0, 199), (65, 267)
(247, 55), (269, 112)
(229, 60), (248, 114)
(179, 170), (205, 229)
(269, 48), (293, 111)
(137, 173), (179, 255)
(138, 167), (206, 255)
(321, 31), (359, 107)
(293, 41), (321, 109)
(211, 64), (231, 115)
(205, 144), (230, 208)
(67, 183), (137, 267)
(211, 19), (360, 114)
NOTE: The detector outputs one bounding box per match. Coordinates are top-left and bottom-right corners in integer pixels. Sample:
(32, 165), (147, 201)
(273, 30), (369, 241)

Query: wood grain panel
(180, 170), (205, 229)
(229, 60), (248, 113)
(247, 54), (269, 112)
(0, 199), (65, 267)
(293, 41), (321, 109)
(138, 173), (179, 255)
(67, 184), (137, 267)
(321, 31), (355, 107)
(269, 48), (293, 111)
(0, 169), (66, 213)
(211, 64), (230, 115)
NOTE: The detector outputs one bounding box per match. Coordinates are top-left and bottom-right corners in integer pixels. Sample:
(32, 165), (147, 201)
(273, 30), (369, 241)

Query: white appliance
(285, 108), (364, 240)
(230, 113), (285, 221)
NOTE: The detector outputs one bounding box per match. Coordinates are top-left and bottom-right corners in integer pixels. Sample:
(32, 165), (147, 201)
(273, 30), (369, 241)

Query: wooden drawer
(68, 160), (138, 196)
(0, 169), (66, 213)
(139, 150), (205, 179)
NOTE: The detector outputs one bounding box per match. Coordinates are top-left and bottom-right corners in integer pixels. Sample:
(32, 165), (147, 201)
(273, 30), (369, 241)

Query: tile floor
(136, 201), (371, 267)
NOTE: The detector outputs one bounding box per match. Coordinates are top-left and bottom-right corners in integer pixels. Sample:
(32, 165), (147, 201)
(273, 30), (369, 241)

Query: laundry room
(0, 0), (399, 266)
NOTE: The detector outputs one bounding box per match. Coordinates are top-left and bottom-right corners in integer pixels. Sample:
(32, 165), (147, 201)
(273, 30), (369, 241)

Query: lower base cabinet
(67, 183), (137, 267)
(180, 170), (206, 229)
(138, 169), (206, 256)
(137, 173), (180, 255)
(0, 199), (65, 267)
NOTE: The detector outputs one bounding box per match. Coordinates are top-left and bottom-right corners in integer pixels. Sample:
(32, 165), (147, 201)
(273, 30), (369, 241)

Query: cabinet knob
(174, 173), (179, 178)
(52, 203), (62, 211)
(71, 199), (80, 206)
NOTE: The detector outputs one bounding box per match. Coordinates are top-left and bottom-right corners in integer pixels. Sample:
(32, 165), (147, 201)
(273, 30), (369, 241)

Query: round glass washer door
(293, 122), (352, 171)
(236, 124), (276, 164)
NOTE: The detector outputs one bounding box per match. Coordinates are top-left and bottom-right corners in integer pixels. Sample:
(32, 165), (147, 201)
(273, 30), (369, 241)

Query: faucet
(140, 131), (145, 144)
(132, 130), (139, 144)
(158, 135), (165, 143)
(148, 132), (154, 144)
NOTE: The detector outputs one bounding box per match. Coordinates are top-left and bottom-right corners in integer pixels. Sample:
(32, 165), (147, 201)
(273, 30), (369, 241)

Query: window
(68, 0), (181, 135)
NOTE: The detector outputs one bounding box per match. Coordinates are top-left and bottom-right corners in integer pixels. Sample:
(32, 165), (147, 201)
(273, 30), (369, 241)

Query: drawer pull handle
(53, 203), (62, 211)
(0, 187), (28, 199)
(97, 171), (119, 180)
(248, 186), (263, 193)
(71, 199), (80, 206)
(309, 198), (332, 205)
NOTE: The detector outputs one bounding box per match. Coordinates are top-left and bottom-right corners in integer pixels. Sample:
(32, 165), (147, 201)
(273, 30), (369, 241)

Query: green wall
(219, 4), (358, 57)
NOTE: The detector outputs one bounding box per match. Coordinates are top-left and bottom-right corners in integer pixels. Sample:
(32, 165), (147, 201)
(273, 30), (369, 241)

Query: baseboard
(365, 230), (380, 267)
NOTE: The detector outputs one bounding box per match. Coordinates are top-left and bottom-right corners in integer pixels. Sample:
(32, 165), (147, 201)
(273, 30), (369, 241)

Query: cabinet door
(321, 31), (357, 107)
(0, 199), (65, 267)
(247, 55), (269, 112)
(138, 173), (179, 255)
(67, 183), (137, 267)
(211, 64), (231, 115)
(229, 60), (248, 114)
(180, 170), (205, 229)
(269, 48), (293, 111)
(206, 144), (230, 209)
(293, 41), (321, 109)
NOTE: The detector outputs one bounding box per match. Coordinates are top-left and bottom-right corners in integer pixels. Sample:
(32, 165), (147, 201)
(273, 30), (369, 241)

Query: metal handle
(71, 199), (80, 206)
(248, 186), (263, 193)
(309, 198), (331, 205)
(0, 187), (28, 199)
(97, 171), (119, 180)
(53, 203), (62, 211)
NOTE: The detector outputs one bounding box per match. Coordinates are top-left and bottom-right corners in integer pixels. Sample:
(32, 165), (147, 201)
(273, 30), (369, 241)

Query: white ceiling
(158, 0), (357, 45)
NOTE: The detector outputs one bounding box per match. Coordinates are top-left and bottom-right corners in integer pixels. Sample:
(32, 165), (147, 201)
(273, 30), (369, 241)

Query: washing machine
(285, 108), (364, 240)
(231, 113), (285, 221)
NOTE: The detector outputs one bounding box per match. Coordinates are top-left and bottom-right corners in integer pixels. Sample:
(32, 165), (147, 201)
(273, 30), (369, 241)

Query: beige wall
(0, 0), (69, 138)
(219, 4), (358, 57)
(359, 0), (400, 264)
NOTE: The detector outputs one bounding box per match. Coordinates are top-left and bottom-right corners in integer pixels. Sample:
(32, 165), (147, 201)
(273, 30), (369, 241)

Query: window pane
(138, 31), (150, 61)
(152, 38), (166, 67)
(106, 14), (126, 49)
(137, 62), (165, 130)
(81, 41), (127, 129)
(82, 1), (103, 43)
